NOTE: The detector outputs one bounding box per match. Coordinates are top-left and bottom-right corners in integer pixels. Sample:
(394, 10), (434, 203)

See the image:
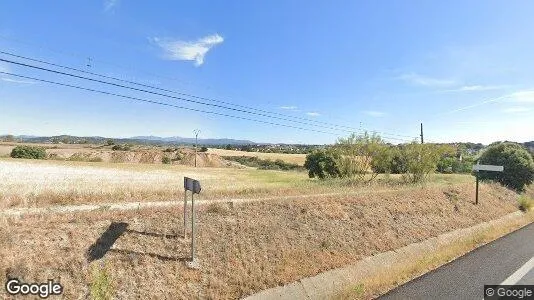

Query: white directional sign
(472, 164), (504, 172)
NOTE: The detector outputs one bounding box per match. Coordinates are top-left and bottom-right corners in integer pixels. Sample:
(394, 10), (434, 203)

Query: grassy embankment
(0, 176), (527, 299)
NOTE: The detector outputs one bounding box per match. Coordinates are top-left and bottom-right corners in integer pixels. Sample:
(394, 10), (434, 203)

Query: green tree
(334, 132), (390, 182)
(477, 142), (534, 192)
(401, 142), (452, 183)
(10, 145), (46, 159)
(304, 149), (341, 179)
(1, 135), (15, 142)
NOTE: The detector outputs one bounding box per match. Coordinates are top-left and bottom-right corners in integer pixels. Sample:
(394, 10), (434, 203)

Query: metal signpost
(472, 162), (504, 205)
(183, 177), (201, 269)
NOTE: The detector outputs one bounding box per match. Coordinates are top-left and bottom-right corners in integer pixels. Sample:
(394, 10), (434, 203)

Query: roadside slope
(0, 181), (520, 299)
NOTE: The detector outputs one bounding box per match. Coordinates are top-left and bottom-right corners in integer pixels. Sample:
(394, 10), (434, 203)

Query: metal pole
(193, 129), (200, 168)
(475, 172), (479, 205)
(190, 192), (195, 261)
(183, 190), (187, 238)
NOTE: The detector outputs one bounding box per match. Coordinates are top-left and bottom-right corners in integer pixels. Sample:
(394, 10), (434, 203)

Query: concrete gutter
(243, 211), (526, 300)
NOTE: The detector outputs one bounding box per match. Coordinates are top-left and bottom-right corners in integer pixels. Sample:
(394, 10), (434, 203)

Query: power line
(0, 58), (418, 141)
(0, 37), (417, 139)
(0, 50), (419, 140)
(0, 34), (200, 89)
(0, 71), (347, 136)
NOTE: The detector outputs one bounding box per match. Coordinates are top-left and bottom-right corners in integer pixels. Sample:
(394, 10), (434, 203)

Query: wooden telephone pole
(420, 123), (424, 144)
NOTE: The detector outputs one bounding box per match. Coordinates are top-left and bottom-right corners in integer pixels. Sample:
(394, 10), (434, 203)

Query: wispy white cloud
(0, 62), (9, 73)
(279, 106), (298, 110)
(437, 88), (534, 116)
(397, 72), (456, 87)
(508, 90), (534, 103)
(363, 110), (386, 117)
(306, 112), (320, 117)
(1, 77), (35, 84)
(503, 106), (531, 113)
(458, 85), (506, 91)
(0, 63), (35, 84)
(104, 0), (119, 12)
(438, 84), (509, 93)
(151, 34), (224, 66)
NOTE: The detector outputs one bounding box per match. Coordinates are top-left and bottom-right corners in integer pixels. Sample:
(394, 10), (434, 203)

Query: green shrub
(401, 143), (453, 183)
(111, 144), (131, 151)
(304, 149), (341, 179)
(518, 195), (533, 212)
(478, 142), (534, 192)
(225, 156), (303, 171)
(10, 145), (46, 159)
(334, 132), (390, 182)
(173, 152), (184, 161)
(90, 262), (113, 300)
(199, 146), (208, 152)
(162, 156), (171, 164)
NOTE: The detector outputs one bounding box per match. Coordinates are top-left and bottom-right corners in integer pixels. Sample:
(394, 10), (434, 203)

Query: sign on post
(472, 162), (504, 205)
(184, 177), (201, 194)
(472, 165), (504, 172)
(183, 177), (201, 269)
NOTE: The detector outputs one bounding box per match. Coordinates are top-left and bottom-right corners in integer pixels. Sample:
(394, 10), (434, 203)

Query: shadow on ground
(86, 222), (188, 262)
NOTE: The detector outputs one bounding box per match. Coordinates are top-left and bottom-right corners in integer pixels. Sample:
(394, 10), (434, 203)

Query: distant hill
(524, 141), (534, 153)
(129, 136), (255, 145)
(2, 134), (256, 146)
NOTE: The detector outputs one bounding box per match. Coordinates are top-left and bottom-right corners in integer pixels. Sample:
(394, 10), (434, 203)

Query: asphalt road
(380, 222), (534, 300)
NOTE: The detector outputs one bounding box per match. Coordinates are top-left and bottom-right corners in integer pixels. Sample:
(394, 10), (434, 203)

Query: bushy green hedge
(304, 149), (341, 179)
(304, 133), (452, 183)
(10, 145), (46, 159)
(225, 156), (303, 171)
(478, 142), (534, 192)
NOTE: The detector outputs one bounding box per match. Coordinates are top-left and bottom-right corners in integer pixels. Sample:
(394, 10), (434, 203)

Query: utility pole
(420, 123), (424, 144)
(193, 129), (200, 167)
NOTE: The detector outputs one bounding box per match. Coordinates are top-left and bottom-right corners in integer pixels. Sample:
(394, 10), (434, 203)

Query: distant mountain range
(4, 135), (257, 146)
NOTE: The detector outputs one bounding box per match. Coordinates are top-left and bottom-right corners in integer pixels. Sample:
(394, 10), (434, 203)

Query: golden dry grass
(0, 158), (473, 209)
(0, 182), (520, 299)
(207, 148), (307, 165)
(0, 158), (307, 208)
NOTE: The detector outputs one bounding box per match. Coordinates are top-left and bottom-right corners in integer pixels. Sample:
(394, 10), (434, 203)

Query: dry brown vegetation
(0, 158), (472, 209)
(207, 148), (307, 165)
(0, 181), (520, 299)
(0, 159), (304, 208)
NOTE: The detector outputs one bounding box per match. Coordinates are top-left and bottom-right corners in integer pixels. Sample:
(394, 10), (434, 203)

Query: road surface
(380, 222), (534, 300)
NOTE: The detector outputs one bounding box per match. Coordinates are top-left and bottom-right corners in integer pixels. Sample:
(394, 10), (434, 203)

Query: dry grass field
(0, 158), (308, 208)
(1, 155), (526, 299)
(0, 158), (473, 209)
(0, 182), (521, 299)
(207, 148), (307, 165)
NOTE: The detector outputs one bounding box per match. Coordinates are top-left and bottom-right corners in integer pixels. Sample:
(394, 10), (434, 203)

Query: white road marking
(500, 256), (534, 285)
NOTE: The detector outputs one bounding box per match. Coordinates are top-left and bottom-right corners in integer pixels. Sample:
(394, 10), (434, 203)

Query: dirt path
(0, 189), (401, 217)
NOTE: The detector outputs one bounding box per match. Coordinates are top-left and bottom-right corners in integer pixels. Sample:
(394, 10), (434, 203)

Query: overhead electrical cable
(0, 57), (418, 142)
(0, 50), (419, 140)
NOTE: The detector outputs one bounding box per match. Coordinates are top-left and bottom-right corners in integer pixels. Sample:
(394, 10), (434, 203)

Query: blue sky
(1, 1), (533, 144)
